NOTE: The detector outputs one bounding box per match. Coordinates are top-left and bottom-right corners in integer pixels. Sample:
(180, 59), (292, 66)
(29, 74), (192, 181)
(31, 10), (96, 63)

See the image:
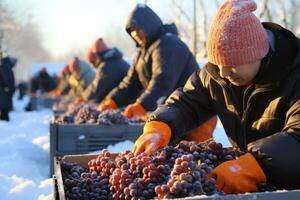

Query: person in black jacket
(98, 4), (200, 119)
(75, 38), (130, 104)
(30, 67), (57, 94)
(0, 55), (16, 121)
(134, 0), (300, 193)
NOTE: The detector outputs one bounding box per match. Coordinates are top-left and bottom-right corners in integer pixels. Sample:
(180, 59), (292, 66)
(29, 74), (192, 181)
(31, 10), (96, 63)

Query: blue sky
(5, 0), (184, 58)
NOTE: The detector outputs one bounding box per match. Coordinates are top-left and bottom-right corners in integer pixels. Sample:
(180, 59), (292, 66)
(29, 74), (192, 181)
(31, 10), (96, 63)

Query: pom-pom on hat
(91, 38), (109, 53)
(206, 0), (269, 66)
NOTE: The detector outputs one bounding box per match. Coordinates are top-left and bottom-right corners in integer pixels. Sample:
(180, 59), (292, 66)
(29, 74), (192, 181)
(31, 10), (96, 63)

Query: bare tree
(279, 0), (288, 28)
(0, 2), (51, 82)
(198, 0), (207, 58)
(171, 0), (194, 47)
(288, 0), (300, 33)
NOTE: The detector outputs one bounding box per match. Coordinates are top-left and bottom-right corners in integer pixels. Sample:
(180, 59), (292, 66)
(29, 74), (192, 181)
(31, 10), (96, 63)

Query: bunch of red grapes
(61, 161), (112, 200)
(56, 105), (143, 125)
(62, 140), (275, 199)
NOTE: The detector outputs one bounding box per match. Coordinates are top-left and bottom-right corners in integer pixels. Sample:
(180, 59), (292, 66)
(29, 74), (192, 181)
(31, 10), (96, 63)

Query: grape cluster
(63, 140), (276, 199)
(74, 105), (99, 124)
(56, 103), (86, 124)
(97, 110), (129, 125)
(53, 96), (76, 111)
(61, 161), (112, 200)
(108, 150), (170, 199)
(258, 183), (277, 192)
(56, 105), (144, 125)
(88, 149), (116, 177)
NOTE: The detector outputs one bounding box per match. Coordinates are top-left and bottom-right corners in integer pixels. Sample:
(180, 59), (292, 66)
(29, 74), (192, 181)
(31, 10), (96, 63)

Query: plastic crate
(53, 154), (300, 200)
(29, 95), (60, 110)
(49, 122), (143, 176)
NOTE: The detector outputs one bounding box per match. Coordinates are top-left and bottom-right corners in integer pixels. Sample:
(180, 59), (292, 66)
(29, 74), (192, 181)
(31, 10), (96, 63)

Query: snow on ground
(0, 95), (53, 200)
(0, 93), (229, 200)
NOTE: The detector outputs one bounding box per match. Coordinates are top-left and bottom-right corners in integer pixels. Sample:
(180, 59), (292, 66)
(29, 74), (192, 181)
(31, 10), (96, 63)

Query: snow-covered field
(0, 94), (229, 200)
(0, 95), (53, 200)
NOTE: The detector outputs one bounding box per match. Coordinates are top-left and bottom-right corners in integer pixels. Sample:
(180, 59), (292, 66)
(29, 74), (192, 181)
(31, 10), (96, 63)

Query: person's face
(130, 27), (147, 47)
(217, 60), (261, 86)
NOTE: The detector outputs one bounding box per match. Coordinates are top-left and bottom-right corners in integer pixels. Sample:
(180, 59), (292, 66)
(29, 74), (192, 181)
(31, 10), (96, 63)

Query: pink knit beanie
(91, 38), (109, 53)
(207, 0), (269, 66)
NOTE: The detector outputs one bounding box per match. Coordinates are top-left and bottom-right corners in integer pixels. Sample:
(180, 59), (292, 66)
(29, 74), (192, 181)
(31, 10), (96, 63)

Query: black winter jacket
(107, 4), (199, 111)
(82, 48), (129, 103)
(149, 23), (300, 189)
(0, 56), (16, 110)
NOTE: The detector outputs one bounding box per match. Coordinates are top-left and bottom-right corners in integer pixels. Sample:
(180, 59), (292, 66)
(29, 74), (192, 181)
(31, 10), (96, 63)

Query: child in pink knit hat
(133, 0), (300, 194)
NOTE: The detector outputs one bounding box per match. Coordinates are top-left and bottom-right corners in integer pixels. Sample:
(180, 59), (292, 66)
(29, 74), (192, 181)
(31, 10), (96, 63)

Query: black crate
(52, 108), (66, 116)
(53, 154), (300, 200)
(49, 123), (143, 176)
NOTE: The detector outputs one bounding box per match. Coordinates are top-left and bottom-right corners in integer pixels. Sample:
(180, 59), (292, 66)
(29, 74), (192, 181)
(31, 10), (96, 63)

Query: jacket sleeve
(82, 66), (101, 101)
(108, 55), (143, 107)
(82, 63), (118, 103)
(248, 94), (300, 189)
(148, 69), (217, 143)
(137, 38), (189, 111)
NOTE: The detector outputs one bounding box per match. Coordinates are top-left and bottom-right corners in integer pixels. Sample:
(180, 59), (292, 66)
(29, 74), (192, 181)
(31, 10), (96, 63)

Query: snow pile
(0, 96), (52, 200)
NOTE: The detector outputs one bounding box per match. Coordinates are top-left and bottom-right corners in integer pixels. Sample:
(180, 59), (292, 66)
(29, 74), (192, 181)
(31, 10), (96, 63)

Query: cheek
(240, 72), (255, 83)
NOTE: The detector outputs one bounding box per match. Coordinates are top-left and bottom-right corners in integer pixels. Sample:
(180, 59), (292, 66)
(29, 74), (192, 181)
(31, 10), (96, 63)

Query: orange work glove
(123, 101), (147, 118)
(67, 103), (76, 111)
(133, 121), (171, 155)
(209, 153), (266, 194)
(184, 116), (217, 143)
(97, 98), (117, 112)
(50, 90), (61, 97)
(75, 96), (85, 104)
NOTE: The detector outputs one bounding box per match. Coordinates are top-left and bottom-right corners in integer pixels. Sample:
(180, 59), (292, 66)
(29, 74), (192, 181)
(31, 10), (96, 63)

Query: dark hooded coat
(82, 48), (129, 103)
(107, 5), (199, 111)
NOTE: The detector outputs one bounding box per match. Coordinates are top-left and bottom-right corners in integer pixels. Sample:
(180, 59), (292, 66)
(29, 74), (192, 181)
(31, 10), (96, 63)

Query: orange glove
(50, 90), (61, 97)
(123, 102), (147, 118)
(97, 98), (117, 112)
(209, 153), (266, 194)
(184, 116), (217, 143)
(67, 103), (76, 111)
(75, 96), (85, 104)
(133, 121), (171, 155)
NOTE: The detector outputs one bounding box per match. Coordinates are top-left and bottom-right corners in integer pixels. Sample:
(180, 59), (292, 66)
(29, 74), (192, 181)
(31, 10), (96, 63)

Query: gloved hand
(209, 153), (266, 194)
(67, 103), (76, 111)
(133, 121), (171, 155)
(184, 116), (217, 143)
(50, 90), (61, 97)
(97, 98), (117, 112)
(75, 96), (85, 104)
(123, 101), (147, 118)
